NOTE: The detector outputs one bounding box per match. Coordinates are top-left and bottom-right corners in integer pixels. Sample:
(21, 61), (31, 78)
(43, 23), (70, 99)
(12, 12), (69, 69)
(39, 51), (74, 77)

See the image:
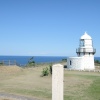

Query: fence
(0, 60), (17, 66)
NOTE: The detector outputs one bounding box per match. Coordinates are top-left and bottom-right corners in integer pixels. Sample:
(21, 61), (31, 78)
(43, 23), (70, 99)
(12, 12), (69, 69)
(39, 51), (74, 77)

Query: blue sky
(0, 0), (100, 56)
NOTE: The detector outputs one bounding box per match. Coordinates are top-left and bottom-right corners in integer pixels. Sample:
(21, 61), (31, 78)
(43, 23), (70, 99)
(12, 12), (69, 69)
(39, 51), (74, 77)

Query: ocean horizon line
(0, 56), (99, 66)
(0, 55), (68, 57)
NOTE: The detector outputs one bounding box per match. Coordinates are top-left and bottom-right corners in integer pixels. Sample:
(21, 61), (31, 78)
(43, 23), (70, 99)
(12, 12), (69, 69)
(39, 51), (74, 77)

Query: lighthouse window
(70, 60), (72, 65)
(80, 40), (84, 47)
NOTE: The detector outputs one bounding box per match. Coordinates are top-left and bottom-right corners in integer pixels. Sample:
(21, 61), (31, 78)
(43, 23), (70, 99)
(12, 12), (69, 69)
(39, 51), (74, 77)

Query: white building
(67, 32), (96, 70)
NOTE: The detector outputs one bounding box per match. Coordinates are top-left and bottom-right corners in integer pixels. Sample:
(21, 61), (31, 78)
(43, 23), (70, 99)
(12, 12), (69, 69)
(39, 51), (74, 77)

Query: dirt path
(0, 92), (41, 100)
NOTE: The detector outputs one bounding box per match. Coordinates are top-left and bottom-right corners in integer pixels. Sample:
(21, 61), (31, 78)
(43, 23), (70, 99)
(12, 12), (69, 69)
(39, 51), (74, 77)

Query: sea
(0, 56), (67, 66)
(0, 56), (100, 66)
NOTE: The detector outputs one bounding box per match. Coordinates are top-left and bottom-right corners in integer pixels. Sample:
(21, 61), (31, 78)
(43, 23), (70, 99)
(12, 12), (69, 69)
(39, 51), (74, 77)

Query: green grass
(64, 71), (100, 100)
(86, 77), (100, 100)
(0, 65), (100, 100)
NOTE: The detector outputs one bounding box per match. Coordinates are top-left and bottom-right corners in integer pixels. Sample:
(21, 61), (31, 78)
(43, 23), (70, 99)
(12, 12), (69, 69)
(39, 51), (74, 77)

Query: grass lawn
(0, 64), (100, 100)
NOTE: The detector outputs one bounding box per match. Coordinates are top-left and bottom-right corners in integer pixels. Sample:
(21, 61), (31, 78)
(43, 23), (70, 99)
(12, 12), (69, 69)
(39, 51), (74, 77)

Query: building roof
(80, 32), (92, 39)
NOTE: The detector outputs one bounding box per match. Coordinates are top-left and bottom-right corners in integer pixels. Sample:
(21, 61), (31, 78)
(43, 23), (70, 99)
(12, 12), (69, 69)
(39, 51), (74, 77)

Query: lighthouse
(67, 32), (96, 70)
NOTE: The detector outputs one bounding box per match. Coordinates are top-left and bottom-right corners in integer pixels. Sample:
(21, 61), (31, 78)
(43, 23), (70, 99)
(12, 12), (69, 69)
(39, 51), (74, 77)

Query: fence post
(14, 60), (16, 65)
(52, 64), (64, 100)
(2, 60), (4, 65)
(9, 60), (10, 66)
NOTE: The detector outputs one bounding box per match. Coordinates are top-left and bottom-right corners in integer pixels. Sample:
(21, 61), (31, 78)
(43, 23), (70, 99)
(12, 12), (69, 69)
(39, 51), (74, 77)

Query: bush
(0, 62), (3, 66)
(27, 61), (35, 67)
(95, 60), (100, 64)
(42, 67), (49, 76)
(42, 64), (52, 77)
(62, 58), (67, 62)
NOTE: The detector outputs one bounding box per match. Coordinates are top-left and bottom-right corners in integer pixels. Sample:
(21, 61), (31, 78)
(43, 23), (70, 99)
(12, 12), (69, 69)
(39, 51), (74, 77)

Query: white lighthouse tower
(67, 32), (96, 70)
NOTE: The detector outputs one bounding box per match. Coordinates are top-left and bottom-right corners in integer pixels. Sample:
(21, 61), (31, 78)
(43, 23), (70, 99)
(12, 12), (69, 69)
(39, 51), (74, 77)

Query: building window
(70, 60), (72, 65)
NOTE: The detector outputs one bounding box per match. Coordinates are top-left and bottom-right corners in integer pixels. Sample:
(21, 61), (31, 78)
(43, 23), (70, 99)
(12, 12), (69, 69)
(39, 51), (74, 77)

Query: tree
(27, 56), (35, 67)
(95, 60), (100, 64)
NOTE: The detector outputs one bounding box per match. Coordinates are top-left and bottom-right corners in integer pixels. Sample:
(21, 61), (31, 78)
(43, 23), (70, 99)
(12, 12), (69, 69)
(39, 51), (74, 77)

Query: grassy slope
(0, 65), (100, 100)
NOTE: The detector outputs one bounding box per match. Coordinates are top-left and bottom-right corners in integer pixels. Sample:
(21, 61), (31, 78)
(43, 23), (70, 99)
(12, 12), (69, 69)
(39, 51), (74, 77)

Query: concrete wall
(67, 57), (84, 70)
(67, 56), (95, 70)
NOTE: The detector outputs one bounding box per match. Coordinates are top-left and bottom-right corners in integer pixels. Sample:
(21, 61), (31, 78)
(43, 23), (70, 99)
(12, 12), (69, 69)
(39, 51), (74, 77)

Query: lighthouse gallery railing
(76, 48), (96, 54)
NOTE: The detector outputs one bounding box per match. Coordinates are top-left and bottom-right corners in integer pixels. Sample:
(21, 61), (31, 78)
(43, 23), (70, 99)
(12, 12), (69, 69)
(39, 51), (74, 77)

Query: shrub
(62, 58), (67, 62)
(95, 60), (100, 64)
(42, 64), (52, 77)
(42, 67), (49, 76)
(0, 62), (3, 66)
